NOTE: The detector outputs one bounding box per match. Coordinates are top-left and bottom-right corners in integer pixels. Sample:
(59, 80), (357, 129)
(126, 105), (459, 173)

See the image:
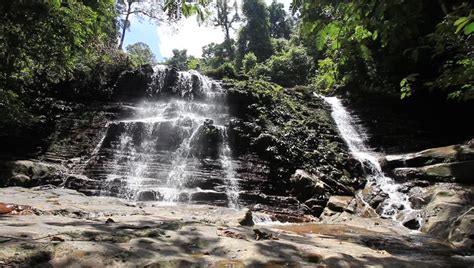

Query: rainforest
(0, 0), (473, 266)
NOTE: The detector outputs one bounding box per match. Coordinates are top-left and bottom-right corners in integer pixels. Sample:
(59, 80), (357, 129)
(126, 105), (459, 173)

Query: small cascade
(322, 96), (421, 228)
(219, 128), (240, 208)
(161, 121), (201, 202)
(82, 66), (240, 207)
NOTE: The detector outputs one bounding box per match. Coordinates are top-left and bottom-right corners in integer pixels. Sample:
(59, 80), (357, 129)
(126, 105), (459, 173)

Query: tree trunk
(224, 25), (234, 59)
(118, 2), (133, 50)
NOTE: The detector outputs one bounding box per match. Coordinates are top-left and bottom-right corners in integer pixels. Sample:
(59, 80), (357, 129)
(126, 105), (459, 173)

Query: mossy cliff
(224, 79), (365, 213)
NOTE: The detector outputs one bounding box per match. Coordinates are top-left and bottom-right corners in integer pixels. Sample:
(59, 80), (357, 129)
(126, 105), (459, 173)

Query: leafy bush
(245, 45), (314, 87)
(242, 53), (258, 74)
(126, 42), (157, 67)
(204, 63), (238, 79)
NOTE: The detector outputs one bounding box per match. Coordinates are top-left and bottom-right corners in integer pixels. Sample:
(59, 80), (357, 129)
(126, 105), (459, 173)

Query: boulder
(189, 119), (223, 159)
(360, 185), (388, 210)
(63, 174), (98, 194)
(238, 209), (255, 226)
(408, 196), (427, 210)
(420, 185), (474, 248)
(326, 195), (353, 213)
(137, 191), (158, 202)
(289, 169), (331, 201)
(448, 207), (474, 248)
(303, 198), (326, 217)
(384, 144), (474, 169)
(392, 160), (474, 184)
(0, 160), (65, 187)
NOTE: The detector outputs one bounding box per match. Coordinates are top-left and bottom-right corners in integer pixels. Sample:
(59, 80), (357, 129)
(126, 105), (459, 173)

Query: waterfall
(84, 66), (240, 207)
(219, 128), (239, 209)
(322, 96), (421, 227)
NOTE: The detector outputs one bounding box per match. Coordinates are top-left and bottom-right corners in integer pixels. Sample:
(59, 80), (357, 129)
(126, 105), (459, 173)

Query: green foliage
(268, 0), (292, 39)
(211, 0), (240, 59)
(126, 42), (157, 67)
(187, 57), (202, 70)
(293, 0), (474, 100)
(0, 89), (36, 128)
(165, 49), (189, 71)
(454, 14), (474, 35)
(204, 63), (237, 79)
(312, 58), (337, 93)
(242, 53), (258, 74)
(0, 0), (124, 149)
(245, 44), (313, 87)
(118, 0), (211, 49)
(271, 38), (291, 54)
(201, 42), (229, 70)
(0, 0), (117, 87)
(400, 74), (418, 100)
(236, 0), (273, 68)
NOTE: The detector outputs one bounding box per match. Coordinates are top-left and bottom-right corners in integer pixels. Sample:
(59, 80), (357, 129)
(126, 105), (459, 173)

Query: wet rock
(0, 160), (64, 187)
(252, 134), (278, 155)
(392, 161), (474, 184)
(137, 191), (158, 201)
(0, 203), (15, 214)
(63, 174), (96, 191)
(253, 229), (279, 240)
(360, 186), (388, 210)
(403, 218), (420, 230)
(384, 144), (474, 169)
(304, 198), (326, 217)
(420, 184), (474, 248)
(113, 64), (154, 101)
(238, 209), (255, 226)
(408, 196), (427, 210)
(326, 196), (353, 213)
(449, 207), (474, 248)
(289, 169), (330, 201)
(190, 119), (223, 159)
(190, 192), (228, 203)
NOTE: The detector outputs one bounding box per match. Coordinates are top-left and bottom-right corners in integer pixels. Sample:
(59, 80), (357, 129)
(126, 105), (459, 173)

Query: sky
(122, 0), (292, 61)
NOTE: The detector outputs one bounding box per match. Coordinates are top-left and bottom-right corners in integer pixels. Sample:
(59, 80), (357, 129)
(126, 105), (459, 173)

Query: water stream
(322, 96), (421, 227)
(84, 66), (240, 207)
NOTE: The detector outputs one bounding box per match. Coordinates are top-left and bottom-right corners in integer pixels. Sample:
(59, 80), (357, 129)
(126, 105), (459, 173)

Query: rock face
(382, 143), (474, 248)
(0, 69), (366, 223)
(326, 195), (353, 213)
(392, 161), (474, 183)
(112, 64), (154, 101)
(385, 144), (474, 184)
(413, 184), (474, 248)
(385, 144), (474, 169)
(0, 160), (65, 187)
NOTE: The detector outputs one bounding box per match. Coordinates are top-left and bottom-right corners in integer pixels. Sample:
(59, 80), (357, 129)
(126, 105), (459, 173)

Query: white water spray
(84, 66), (240, 207)
(322, 96), (421, 227)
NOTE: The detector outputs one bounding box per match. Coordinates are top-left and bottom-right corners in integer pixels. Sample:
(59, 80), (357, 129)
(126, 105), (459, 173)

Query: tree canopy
(126, 42), (157, 66)
(291, 0), (474, 100)
(236, 0), (273, 68)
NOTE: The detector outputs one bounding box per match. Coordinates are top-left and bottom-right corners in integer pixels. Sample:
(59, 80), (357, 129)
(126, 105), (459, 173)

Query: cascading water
(322, 96), (421, 227)
(83, 66), (240, 207)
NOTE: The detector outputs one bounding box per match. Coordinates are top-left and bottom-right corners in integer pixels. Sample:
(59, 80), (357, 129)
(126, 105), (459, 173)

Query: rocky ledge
(0, 187), (473, 267)
(380, 143), (474, 248)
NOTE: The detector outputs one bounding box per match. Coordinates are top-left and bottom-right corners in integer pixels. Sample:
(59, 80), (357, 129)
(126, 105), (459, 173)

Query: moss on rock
(224, 79), (364, 205)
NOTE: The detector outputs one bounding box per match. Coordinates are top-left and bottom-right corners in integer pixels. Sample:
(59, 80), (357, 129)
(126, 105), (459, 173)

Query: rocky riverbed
(1, 187), (473, 267)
